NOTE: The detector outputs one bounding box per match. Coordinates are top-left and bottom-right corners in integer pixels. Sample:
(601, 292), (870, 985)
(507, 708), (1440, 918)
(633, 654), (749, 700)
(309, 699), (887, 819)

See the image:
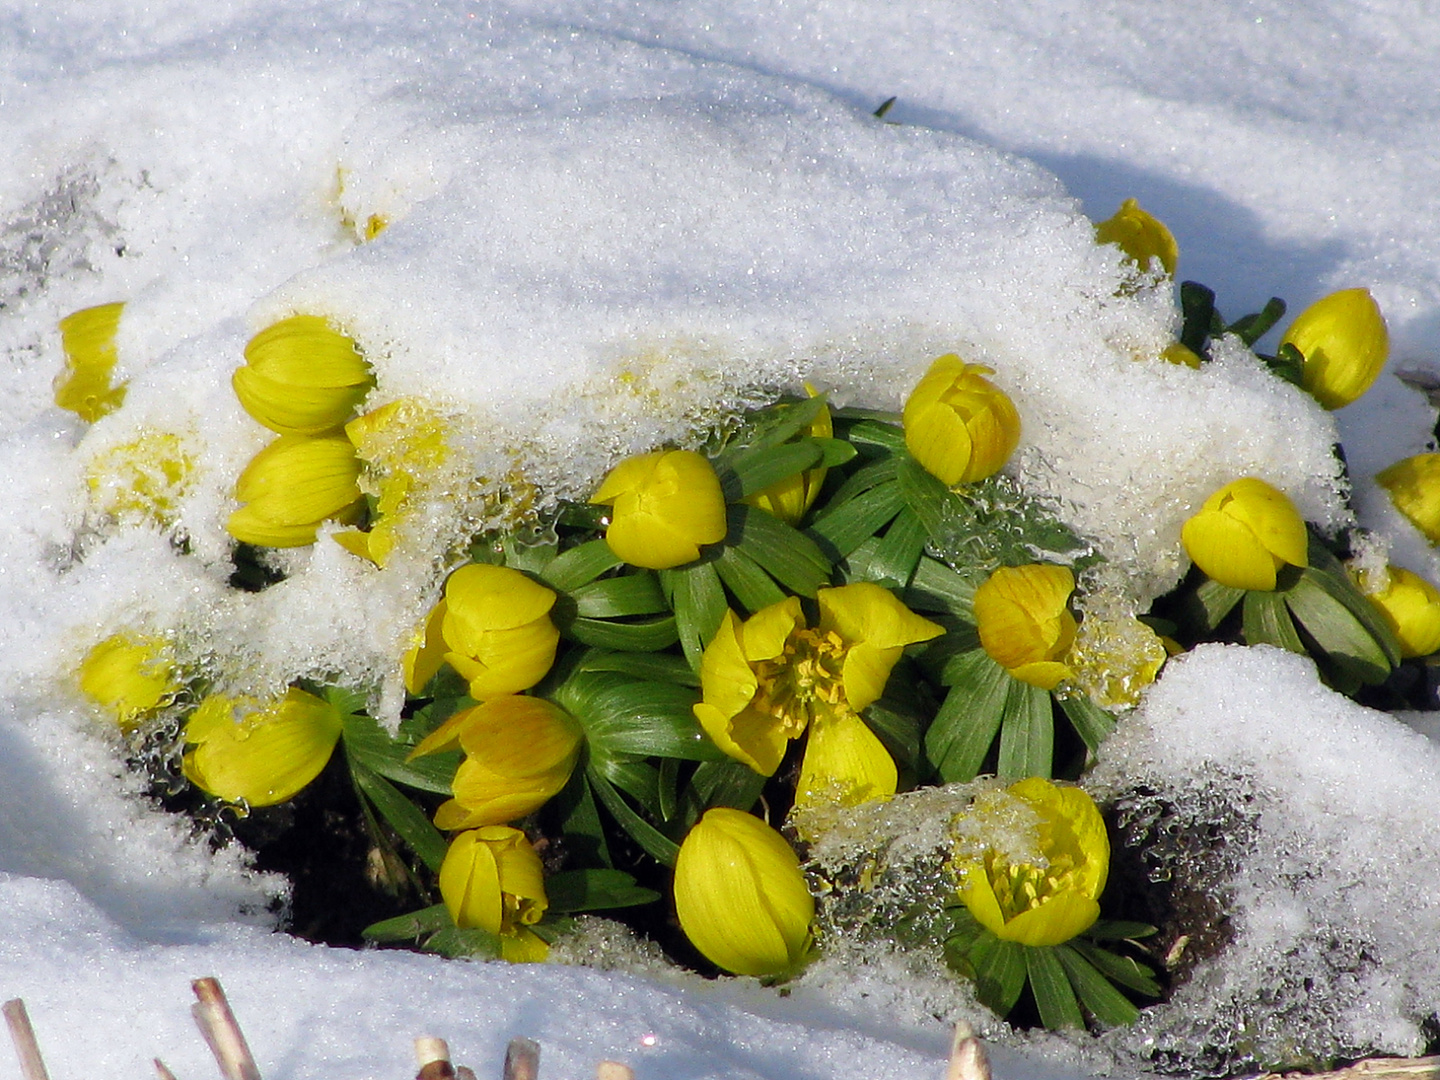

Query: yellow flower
(86, 430), (193, 525)
(1161, 342), (1203, 369)
(232, 316), (375, 436)
(954, 777), (1109, 947)
(673, 808), (814, 977)
(410, 696), (583, 830)
(693, 583), (943, 811)
(1279, 288), (1389, 410)
(439, 826), (550, 962)
(1181, 477), (1309, 591)
(78, 634), (181, 732)
(902, 355), (1021, 487)
(54, 302), (127, 423)
(226, 433), (364, 548)
(744, 394), (832, 526)
(973, 565), (1078, 690)
(590, 449), (727, 569)
(182, 688), (343, 807)
(1093, 198), (1178, 278)
(334, 398), (450, 567)
(410, 563), (561, 700)
(1356, 564), (1440, 659)
(1377, 454), (1440, 544)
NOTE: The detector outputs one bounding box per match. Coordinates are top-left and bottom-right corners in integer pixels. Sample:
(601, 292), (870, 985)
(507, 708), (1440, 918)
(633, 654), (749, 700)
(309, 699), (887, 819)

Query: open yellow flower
(1181, 477), (1309, 591)
(406, 564), (560, 700)
(232, 315), (375, 436)
(79, 634), (181, 733)
(226, 433), (364, 547)
(1376, 454), (1440, 545)
(1094, 198), (1178, 278)
(902, 355), (1021, 488)
(1356, 564), (1440, 659)
(590, 449), (727, 569)
(674, 808), (814, 977)
(1280, 288), (1389, 410)
(182, 688), (343, 807)
(411, 695), (583, 830)
(744, 394), (832, 526)
(974, 565), (1078, 690)
(439, 827), (549, 962)
(54, 302), (128, 423)
(693, 583), (943, 811)
(954, 777), (1109, 947)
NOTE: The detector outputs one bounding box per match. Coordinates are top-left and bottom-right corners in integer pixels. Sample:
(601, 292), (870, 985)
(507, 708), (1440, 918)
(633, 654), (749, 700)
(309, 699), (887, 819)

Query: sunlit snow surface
(3, 2), (1440, 1078)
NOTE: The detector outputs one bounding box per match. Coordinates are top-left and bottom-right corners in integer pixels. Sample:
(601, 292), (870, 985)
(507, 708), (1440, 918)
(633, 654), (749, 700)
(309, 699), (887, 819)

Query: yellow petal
(439, 829), (504, 933)
(1218, 478), (1309, 570)
(402, 599), (450, 696)
(182, 689), (343, 806)
(993, 891), (1102, 947)
(1376, 454), (1440, 544)
(973, 565), (1077, 682)
(232, 368), (370, 436)
(818, 583), (944, 710)
(741, 597), (806, 662)
(54, 302), (128, 422)
(1181, 509), (1278, 591)
(1282, 288), (1389, 410)
(79, 634), (180, 732)
(794, 711), (897, 812)
(592, 450), (727, 569)
(1094, 198), (1178, 277)
(902, 356), (1020, 486)
(1363, 564), (1440, 659)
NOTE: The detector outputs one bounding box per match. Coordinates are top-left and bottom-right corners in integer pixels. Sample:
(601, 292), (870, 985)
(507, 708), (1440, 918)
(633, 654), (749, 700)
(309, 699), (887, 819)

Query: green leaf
(546, 869), (661, 913)
(716, 395), (829, 462)
(553, 768), (611, 868)
(1303, 541), (1403, 665)
(843, 419), (906, 454)
(722, 441), (824, 501)
(552, 669), (718, 761)
(1070, 939), (1162, 997)
(1055, 944), (1140, 1027)
(593, 758), (663, 817)
(1179, 280), (1220, 356)
(864, 696), (924, 774)
(680, 759), (766, 828)
(1086, 919), (1158, 941)
(1263, 341), (1306, 387)
(574, 649), (700, 687)
(805, 479), (905, 561)
(1227, 297), (1286, 347)
(1177, 577), (1246, 636)
(714, 544), (789, 614)
(565, 614), (678, 651)
(861, 505), (928, 589)
(587, 766), (680, 866)
(342, 712), (459, 795)
(726, 504), (832, 597)
(571, 572), (668, 618)
(822, 454), (899, 508)
(1284, 571), (1393, 684)
(996, 678), (1053, 781)
(1242, 589), (1306, 654)
(906, 556), (978, 619)
(925, 650), (1009, 782)
(362, 903), (452, 943)
(423, 924), (505, 959)
(658, 560), (728, 671)
(1057, 693), (1117, 757)
(323, 684), (369, 716)
(540, 539), (623, 592)
(969, 935), (1028, 1017)
(348, 756), (449, 873)
(1026, 945), (1085, 1030)
(895, 450), (955, 541)
(501, 534), (558, 575)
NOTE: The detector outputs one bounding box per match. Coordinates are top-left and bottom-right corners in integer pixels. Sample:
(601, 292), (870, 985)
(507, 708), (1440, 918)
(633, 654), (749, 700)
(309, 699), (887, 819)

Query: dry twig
(191, 978), (262, 1080)
(3, 999), (50, 1080)
(595, 1062), (634, 1080)
(945, 1021), (990, 1080)
(1251, 1058), (1440, 1080)
(502, 1037), (540, 1080)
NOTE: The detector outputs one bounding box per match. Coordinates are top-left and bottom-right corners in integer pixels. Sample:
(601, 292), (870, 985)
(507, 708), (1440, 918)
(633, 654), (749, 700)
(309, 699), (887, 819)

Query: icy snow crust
(2, 2), (1440, 1079)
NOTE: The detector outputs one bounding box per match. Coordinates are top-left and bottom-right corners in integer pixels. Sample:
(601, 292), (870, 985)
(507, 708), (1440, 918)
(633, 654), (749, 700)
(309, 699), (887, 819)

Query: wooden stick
(155, 1058), (181, 1080)
(415, 1036), (456, 1080)
(191, 978), (262, 1080)
(1249, 1057), (1440, 1080)
(2, 1000), (50, 1080)
(596, 1063), (634, 1080)
(944, 1021), (990, 1080)
(501, 1038), (540, 1080)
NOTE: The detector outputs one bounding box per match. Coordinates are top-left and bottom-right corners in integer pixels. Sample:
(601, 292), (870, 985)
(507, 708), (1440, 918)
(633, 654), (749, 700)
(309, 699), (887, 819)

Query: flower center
(984, 850), (1081, 922)
(751, 626), (851, 734)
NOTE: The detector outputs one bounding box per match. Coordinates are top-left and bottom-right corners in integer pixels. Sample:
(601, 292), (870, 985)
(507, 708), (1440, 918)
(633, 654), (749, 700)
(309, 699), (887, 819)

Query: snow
(3, 1), (1440, 1077)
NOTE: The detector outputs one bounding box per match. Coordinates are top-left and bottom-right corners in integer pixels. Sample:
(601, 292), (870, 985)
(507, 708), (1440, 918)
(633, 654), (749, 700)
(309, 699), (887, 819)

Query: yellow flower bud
(1180, 477), (1309, 591)
(673, 808), (814, 977)
(79, 634), (181, 732)
(54, 302), (127, 422)
(1357, 564), (1440, 659)
(410, 696), (583, 830)
(1377, 454), (1440, 545)
(902, 355), (1021, 487)
(232, 316), (375, 436)
(439, 826), (549, 962)
(973, 564), (1078, 690)
(226, 433), (364, 547)
(1093, 198), (1178, 278)
(182, 688), (343, 807)
(954, 777), (1109, 947)
(1278, 288), (1389, 410)
(438, 564), (560, 700)
(590, 449), (727, 569)
(1161, 342), (1203, 369)
(744, 395), (832, 526)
